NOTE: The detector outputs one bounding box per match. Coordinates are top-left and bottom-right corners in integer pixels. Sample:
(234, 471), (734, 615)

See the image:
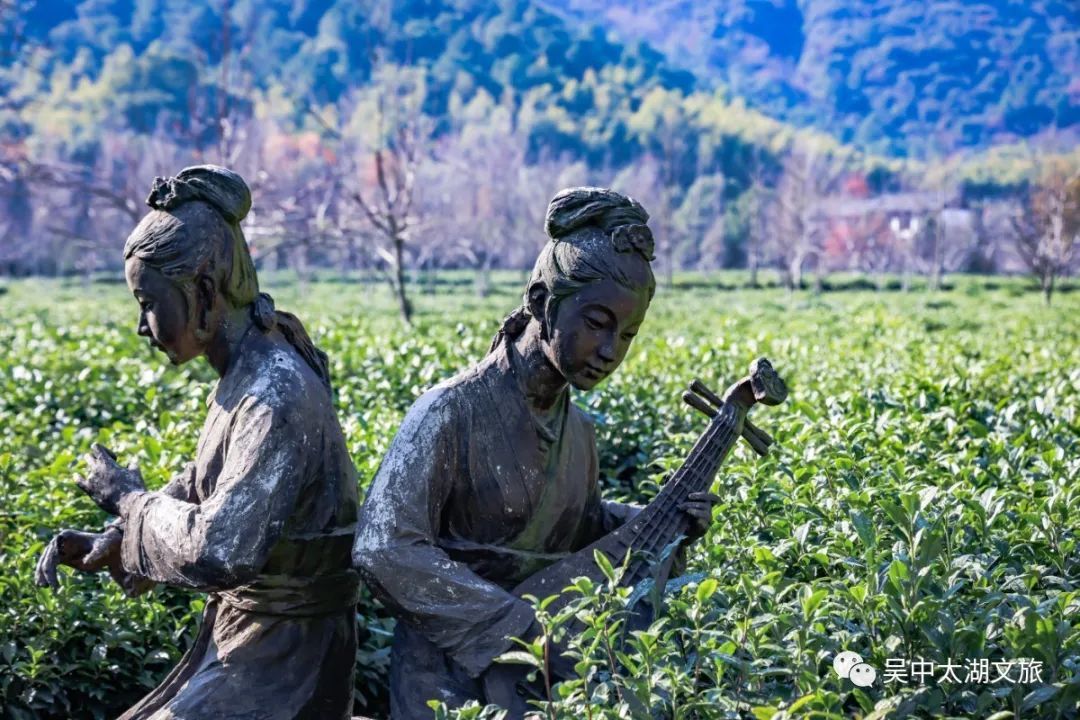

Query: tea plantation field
(1, 275), (1077, 719)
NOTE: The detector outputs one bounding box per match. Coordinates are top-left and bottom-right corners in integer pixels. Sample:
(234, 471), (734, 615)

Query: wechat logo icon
(833, 651), (877, 688)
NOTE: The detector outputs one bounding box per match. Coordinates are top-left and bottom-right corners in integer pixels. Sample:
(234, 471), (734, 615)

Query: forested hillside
(1, 0), (1077, 293)
(6, 0), (703, 165)
(1, 0), (860, 279)
(541, 0), (1080, 156)
(10, 0), (1077, 158)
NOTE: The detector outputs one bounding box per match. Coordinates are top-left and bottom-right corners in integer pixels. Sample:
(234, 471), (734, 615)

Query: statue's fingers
(679, 501), (711, 521)
(36, 540), (60, 589)
(85, 446), (116, 476)
(82, 541), (111, 568)
(74, 473), (92, 496)
(83, 530), (120, 569)
(45, 556), (61, 588)
(33, 542), (51, 586)
(90, 443), (117, 461)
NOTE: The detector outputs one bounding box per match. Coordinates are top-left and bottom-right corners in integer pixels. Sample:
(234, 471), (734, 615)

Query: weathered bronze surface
(483, 358), (788, 710)
(35, 166), (361, 719)
(354, 187), (730, 718)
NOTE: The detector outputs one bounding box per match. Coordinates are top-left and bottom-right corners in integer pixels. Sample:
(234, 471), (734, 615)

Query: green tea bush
(1, 275), (1077, 719)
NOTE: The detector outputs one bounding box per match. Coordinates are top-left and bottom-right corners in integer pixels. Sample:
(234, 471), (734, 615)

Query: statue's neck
(510, 321), (568, 414)
(206, 306), (255, 378)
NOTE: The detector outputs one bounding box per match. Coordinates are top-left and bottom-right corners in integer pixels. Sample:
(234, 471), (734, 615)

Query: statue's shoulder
(398, 354), (499, 437)
(222, 332), (326, 415)
(407, 359), (481, 416)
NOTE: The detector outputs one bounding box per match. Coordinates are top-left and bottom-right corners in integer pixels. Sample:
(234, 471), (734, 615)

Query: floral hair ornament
(610, 223), (655, 261)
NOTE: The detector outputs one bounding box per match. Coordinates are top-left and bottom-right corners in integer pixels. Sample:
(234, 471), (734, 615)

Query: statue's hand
(35, 528), (118, 589)
(75, 444), (146, 516)
(679, 491), (721, 540)
(35, 527), (154, 597)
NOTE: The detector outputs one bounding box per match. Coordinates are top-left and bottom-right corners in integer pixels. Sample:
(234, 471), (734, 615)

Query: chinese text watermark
(832, 653), (1043, 689)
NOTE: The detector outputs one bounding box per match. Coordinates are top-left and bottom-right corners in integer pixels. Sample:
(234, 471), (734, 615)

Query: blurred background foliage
(0, 0), (1077, 307)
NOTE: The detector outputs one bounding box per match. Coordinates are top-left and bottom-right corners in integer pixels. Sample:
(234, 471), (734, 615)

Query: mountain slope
(539, 0), (1080, 156)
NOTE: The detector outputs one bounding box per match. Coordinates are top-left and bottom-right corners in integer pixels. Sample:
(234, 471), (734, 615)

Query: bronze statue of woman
(34, 165), (361, 719)
(353, 187), (719, 718)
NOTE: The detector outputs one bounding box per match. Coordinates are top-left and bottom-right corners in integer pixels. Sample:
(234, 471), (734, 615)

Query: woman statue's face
(543, 277), (650, 391)
(125, 257), (203, 365)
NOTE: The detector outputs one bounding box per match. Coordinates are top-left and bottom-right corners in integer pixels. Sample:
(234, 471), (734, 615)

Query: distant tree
(922, 180), (953, 291)
(743, 153), (774, 287)
(673, 173), (725, 270)
(769, 143), (843, 291)
(307, 61), (431, 324)
(353, 121), (425, 323)
(828, 211), (891, 290)
(1012, 163), (1080, 305)
(889, 215), (920, 291)
(627, 87), (694, 286)
(18, 137), (156, 276)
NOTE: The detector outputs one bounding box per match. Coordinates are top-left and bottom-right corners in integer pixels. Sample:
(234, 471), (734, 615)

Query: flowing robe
(115, 328), (360, 720)
(353, 338), (638, 718)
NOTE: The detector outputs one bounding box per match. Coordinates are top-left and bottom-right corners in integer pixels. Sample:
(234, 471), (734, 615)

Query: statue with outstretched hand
(35, 165), (362, 720)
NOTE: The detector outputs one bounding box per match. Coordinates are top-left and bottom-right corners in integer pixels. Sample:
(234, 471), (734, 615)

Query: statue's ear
(526, 282), (552, 340)
(525, 282), (548, 320)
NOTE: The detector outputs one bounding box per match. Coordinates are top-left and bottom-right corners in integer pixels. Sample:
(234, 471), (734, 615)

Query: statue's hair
(124, 165), (331, 389)
(489, 186), (656, 353)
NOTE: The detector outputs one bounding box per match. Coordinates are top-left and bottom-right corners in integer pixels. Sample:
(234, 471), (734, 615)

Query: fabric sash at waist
(218, 568), (360, 616)
(218, 532), (360, 616)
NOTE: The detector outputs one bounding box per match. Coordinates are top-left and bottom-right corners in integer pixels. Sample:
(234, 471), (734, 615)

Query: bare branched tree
(744, 152), (773, 287)
(1012, 166), (1080, 305)
(770, 143), (843, 291)
(352, 118), (424, 323)
(302, 54), (431, 324)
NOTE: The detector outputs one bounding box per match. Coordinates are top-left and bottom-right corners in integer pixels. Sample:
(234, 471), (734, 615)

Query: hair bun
(146, 165), (252, 223)
(544, 186), (650, 240)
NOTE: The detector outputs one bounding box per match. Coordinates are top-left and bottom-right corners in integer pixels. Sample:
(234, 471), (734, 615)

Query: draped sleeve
(118, 396), (311, 591)
(106, 462), (196, 533)
(158, 462), (198, 502)
(352, 387), (537, 678)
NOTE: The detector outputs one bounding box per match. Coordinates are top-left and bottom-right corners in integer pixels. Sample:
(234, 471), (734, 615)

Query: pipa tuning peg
(690, 379), (724, 409)
(682, 391), (717, 418)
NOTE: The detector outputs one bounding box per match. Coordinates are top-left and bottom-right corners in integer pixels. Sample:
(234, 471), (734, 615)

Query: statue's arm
(104, 462), (196, 532)
(116, 398), (306, 591)
(353, 391), (537, 679)
(35, 461), (199, 596)
(99, 462), (198, 594)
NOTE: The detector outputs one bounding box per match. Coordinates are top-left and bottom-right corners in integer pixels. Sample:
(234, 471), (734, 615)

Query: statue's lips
(583, 364), (608, 380)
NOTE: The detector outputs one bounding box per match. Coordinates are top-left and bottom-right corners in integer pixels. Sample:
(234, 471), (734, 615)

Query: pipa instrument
(483, 357), (788, 713)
